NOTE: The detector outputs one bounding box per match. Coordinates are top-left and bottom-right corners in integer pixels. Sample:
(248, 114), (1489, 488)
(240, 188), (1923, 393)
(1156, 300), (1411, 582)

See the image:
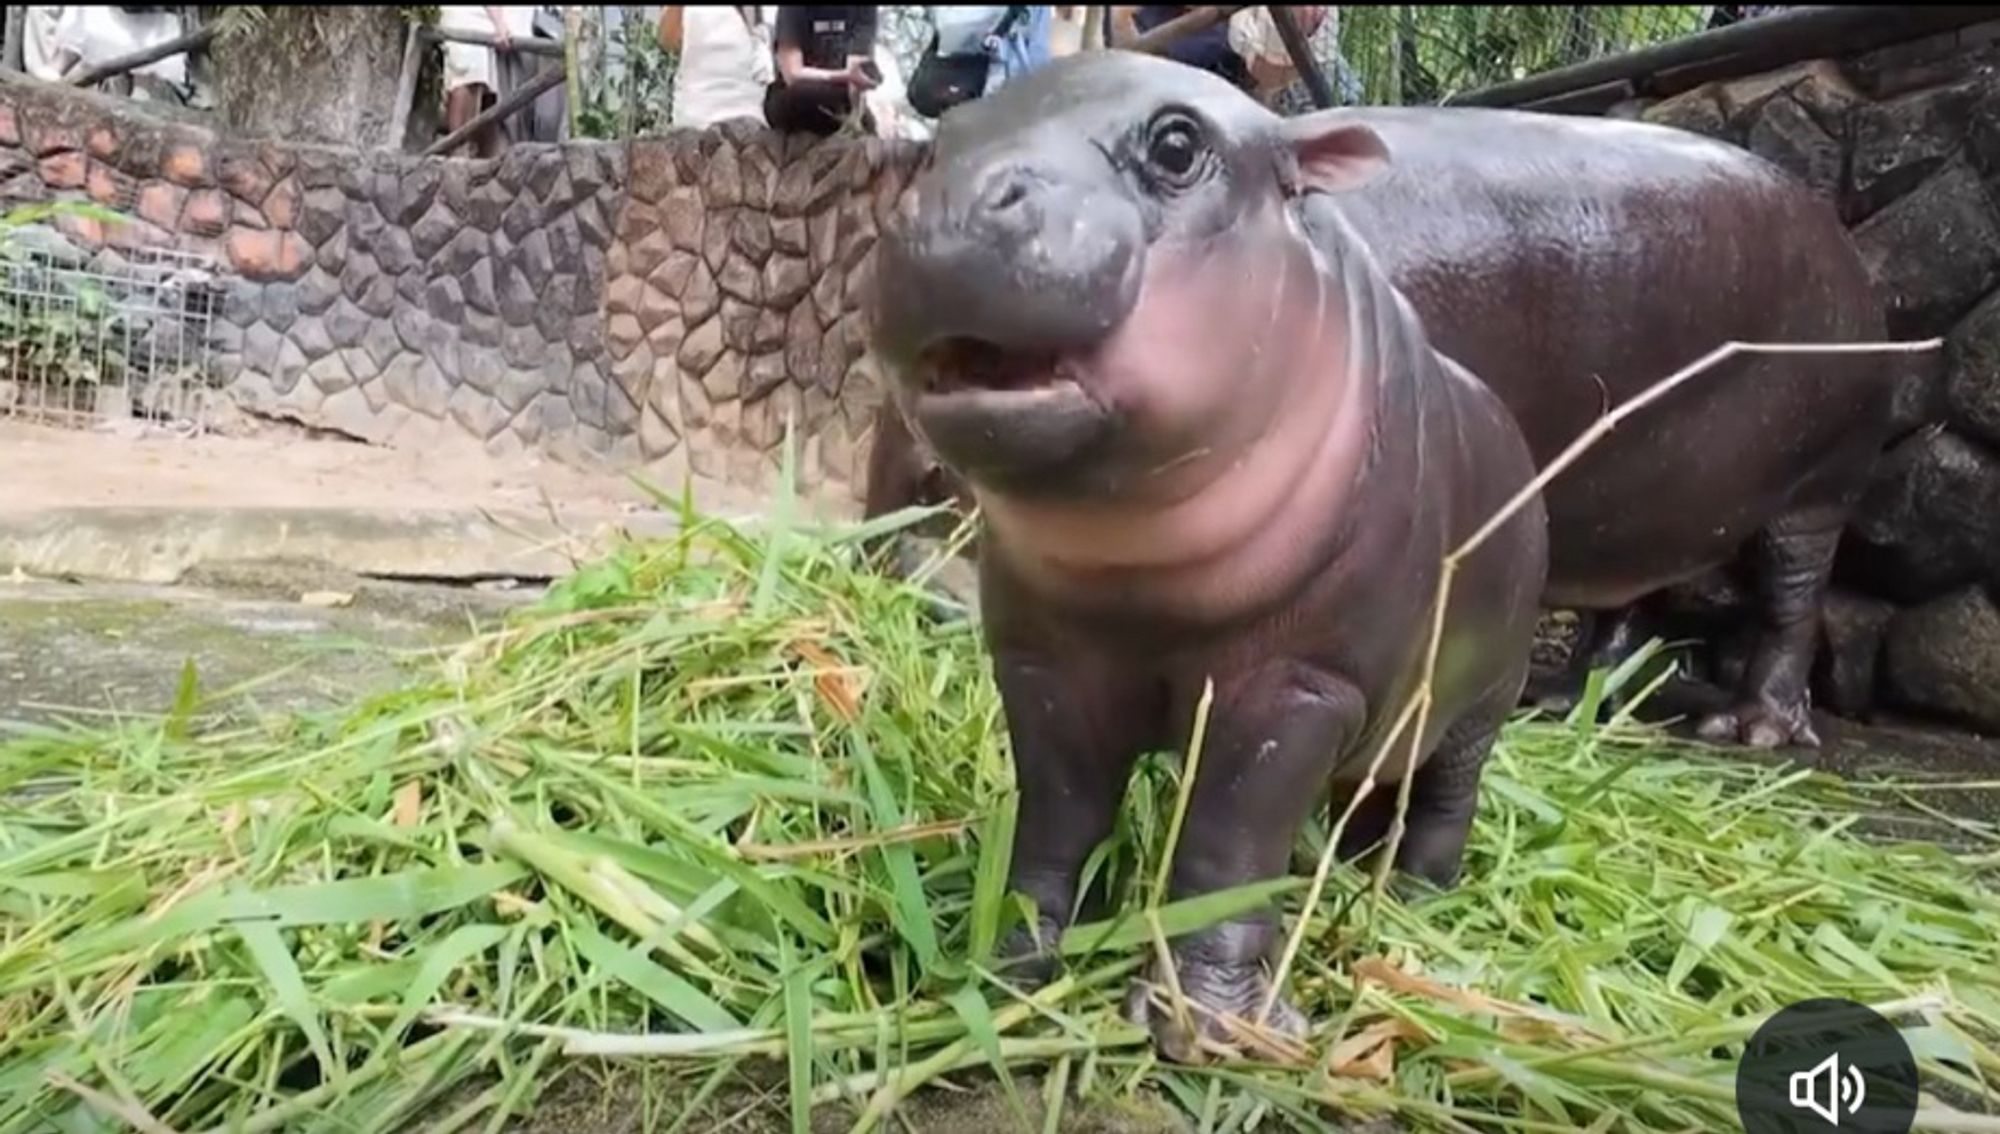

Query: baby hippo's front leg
(1124, 663), (1364, 1064)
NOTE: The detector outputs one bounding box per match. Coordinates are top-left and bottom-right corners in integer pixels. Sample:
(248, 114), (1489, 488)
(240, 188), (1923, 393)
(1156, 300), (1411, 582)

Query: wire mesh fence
(0, 227), (224, 433)
(1326, 5), (1714, 107)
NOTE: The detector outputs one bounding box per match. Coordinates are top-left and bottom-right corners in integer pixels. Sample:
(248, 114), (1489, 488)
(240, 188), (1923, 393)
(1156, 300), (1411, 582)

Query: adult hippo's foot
(1693, 508), (1841, 750)
(991, 913), (1069, 990)
(1122, 930), (1309, 1065)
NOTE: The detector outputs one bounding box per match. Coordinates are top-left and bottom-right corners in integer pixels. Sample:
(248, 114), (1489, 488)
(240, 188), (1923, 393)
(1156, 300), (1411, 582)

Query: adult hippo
(861, 51), (1897, 751)
(868, 51), (1548, 1060)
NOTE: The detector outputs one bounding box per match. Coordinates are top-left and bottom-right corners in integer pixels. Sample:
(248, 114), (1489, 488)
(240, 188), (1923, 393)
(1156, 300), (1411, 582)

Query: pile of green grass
(2, 496), (1997, 1134)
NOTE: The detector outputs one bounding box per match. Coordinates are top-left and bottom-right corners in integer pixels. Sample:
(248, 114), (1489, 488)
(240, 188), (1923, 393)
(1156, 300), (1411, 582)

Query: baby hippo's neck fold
(980, 260), (1388, 628)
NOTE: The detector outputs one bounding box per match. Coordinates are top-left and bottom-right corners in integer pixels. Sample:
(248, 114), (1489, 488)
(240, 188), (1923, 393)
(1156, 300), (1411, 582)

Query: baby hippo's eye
(1145, 113), (1207, 187)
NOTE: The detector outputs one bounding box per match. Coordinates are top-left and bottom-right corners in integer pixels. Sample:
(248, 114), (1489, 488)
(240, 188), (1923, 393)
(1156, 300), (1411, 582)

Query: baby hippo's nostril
(977, 167), (1036, 216)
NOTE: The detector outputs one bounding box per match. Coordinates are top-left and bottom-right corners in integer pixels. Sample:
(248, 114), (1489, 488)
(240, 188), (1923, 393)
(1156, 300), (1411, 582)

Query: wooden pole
(387, 19), (426, 152)
(424, 61), (567, 156)
(1267, 5), (1335, 109)
(427, 26), (564, 58)
(4, 7), (27, 74)
(562, 6), (582, 141)
(1122, 6), (1250, 57)
(64, 23), (217, 87)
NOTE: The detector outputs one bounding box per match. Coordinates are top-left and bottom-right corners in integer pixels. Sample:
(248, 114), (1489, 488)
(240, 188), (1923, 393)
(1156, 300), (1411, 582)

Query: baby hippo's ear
(1276, 116), (1391, 197)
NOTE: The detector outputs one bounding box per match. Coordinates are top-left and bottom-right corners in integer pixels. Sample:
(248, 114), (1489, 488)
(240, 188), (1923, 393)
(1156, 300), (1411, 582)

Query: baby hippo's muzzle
(870, 152), (1148, 494)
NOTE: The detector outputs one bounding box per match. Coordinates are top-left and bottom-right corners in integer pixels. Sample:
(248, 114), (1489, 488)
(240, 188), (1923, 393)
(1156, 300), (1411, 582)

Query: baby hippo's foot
(991, 914), (1068, 991)
(1696, 694), (1821, 750)
(1123, 954), (1308, 1065)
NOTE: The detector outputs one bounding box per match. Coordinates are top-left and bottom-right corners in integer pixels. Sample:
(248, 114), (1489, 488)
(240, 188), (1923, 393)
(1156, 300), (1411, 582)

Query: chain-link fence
(1326, 5), (1712, 108)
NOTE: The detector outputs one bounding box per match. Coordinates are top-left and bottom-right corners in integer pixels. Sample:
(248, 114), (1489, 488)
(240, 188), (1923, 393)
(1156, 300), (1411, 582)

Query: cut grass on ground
(2, 500), (1998, 1134)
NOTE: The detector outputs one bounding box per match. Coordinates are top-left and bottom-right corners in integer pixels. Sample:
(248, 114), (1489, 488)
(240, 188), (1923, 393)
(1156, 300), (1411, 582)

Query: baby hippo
(866, 51), (1548, 1061)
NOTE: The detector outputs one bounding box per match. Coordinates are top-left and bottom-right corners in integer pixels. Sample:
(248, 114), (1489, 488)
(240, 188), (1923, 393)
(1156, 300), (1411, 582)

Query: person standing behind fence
(660, 6), (774, 130)
(1110, 6), (1253, 92)
(437, 5), (539, 158)
(763, 6), (881, 137)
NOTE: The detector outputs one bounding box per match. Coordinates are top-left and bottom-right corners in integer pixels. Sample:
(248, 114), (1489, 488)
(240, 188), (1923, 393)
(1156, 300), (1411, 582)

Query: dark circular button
(1735, 998), (1919, 1134)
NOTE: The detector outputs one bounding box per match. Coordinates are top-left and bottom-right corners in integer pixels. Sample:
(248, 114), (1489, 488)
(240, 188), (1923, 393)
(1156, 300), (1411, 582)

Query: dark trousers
(763, 79), (875, 136)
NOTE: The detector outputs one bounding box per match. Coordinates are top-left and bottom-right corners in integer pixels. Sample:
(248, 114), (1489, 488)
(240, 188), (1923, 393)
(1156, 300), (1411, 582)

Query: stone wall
(0, 77), (920, 510)
(1602, 23), (2000, 735)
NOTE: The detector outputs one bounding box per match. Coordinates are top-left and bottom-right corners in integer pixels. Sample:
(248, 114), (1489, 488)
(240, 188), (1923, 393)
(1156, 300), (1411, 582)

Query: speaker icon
(1790, 1051), (1868, 1126)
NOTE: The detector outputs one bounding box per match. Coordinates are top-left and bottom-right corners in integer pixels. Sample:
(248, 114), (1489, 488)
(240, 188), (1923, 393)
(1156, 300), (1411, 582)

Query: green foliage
(1336, 5), (1709, 104)
(0, 201), (134, 393)
(0, 494), (1996, 1132)
(575, 8), (679, 141)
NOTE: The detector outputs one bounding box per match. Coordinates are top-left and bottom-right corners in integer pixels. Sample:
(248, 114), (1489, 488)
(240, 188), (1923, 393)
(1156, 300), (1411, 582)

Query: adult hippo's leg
(1125, 663), (1364, 1063)
(1694, 505), (1842, 749)
(989, 653), (1159, 987)
(1522, 605), (1650, 717)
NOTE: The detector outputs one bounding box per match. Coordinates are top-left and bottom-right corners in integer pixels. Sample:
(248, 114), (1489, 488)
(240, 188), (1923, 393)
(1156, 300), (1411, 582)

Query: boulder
(1847, 79), (1984, 221)
(1944, 288), (2000, 449)
(1747, 95), (1841, 201)
(1883, 586), (2000, 734)
(1853, 160), (2000, 338)
(1847, 426), (2000, 603)
(1813, 590), (1897, 718)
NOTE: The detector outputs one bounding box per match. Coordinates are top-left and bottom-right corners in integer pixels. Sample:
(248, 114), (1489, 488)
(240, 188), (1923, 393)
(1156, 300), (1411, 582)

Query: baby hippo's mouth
(920, 337), (1073, 397)
(906, 336), (1114, 492)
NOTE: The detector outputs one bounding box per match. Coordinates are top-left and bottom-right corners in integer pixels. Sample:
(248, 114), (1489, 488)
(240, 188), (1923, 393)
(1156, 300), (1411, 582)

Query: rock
(720, 298), (761, 354)
(359, 315), (403, 371)
(297, 187), (345, 247)
(406, 356), (455, 419)
(629, 226), (674, 281)
(1944, 289), (2000, 448)
(1854, 161), (2000, 338)
(374, 225), (418, 276)
(548, 213), (584, 276)
(662, 188), (704, 251)
(571, 361), (610, 430)
(753, 306), (788, 355)
(1849, 426), (2000, 602)
(1849, 80), (1983, 221)
(464, 310), (501, 349)
(501, 324), (548, 370)
(180, 189), (228, 237)
(463, 259), (498, 316)
(496, 360), (544, 414)
(410, 204), (459, 264)
(1643, 85), (1730, 139)
(703, 206), (734, 273)
(305, 349), (354, 395)
(500, 194), (540, 244)
(733, 211), (774, 265)
(640, 403), (680, 459)
(808, 207), (839, 276)
(272, 336), (310, 395)
(1891, 347), (1947, 435)
(135, 182), (185, 229)
(425, 276), (466, 325)
(540, 280), (578, 341)
(244, 321), (282, 375)
(162, 144), (207, 188)
(608, 313), (645, 359)
(527, 150), (566, 203)
(702, 350), (744, 402)
(744, 350), (789, 404)
(439, 228), (488, 279)
(679, 317), (725, 377)
(1972, 87), (2000, 181)
(784, 300), (822, 390)
(519, 228), (556, 286)
(1747, 95), (1841, 200)
(772, 216), (808, 257)
(447, 383), (511, 440)
(568, 145), (606, 199)
(718, 252), (762, 305)
(228, 230), (313, 282)
(498, 264), (539, 326)
(1883, 586), (2000, 733)
(705, 141), (743, 208)
(465, 182), (508, 232)
(573, 195), (612, 251)
(218, 150), (273, 204)
(764, 253), (812, 309)
(812, 265), (845, 331)
(740, 143), (778, 211)
(639, 283), (678, 329)
(683, 261), (721, 326)
(392, 304), (426, 355)
(327, 298), (369, 351)
(317, 228), (348, 274)
(396, 163), (443, 226)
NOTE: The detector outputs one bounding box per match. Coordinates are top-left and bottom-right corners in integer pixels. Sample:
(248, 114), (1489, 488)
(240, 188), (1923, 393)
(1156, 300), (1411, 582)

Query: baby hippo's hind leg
(1331, 701), (1508, 903)
(1695, 505), (1842, 750)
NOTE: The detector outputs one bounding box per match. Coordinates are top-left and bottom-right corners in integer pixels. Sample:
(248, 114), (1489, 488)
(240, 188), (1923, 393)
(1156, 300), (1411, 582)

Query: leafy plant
(575, 8), (678, 141)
